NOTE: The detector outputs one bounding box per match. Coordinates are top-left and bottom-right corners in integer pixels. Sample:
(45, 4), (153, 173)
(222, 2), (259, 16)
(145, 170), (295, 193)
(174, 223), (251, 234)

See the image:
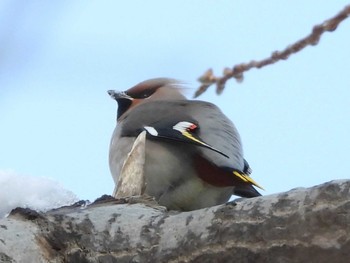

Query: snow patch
(0, 170), (79, 218)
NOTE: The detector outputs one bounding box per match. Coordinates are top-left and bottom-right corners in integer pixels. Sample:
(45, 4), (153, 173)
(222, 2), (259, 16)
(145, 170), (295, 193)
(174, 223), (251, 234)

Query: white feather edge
(144, 126), (158, 136)
(172, 121), (194, 132)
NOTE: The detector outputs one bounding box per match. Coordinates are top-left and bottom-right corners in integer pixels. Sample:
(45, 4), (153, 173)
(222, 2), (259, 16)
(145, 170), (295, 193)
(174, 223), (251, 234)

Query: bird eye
(131, 89), (154, 99)
(126, 86), (159, 99)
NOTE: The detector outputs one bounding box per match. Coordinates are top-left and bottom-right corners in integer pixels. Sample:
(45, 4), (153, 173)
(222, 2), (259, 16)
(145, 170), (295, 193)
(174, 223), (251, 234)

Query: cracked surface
(0, 180), (349, 263)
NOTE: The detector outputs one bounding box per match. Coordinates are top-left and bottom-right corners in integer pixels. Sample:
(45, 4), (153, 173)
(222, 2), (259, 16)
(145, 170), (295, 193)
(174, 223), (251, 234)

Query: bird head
(108, 78), (187, 121)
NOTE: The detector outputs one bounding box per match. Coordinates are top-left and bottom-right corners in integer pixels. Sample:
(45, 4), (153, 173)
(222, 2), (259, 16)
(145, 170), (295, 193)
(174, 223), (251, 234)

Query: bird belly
(109, 136), (135, 186)
(143, 140), (233, 210)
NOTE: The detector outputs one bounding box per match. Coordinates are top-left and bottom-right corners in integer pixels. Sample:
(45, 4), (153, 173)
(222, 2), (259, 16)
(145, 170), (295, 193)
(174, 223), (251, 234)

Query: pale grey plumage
(108, 78), (261, 211)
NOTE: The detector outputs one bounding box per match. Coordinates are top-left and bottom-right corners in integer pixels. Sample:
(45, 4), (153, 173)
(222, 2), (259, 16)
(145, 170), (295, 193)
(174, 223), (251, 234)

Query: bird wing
(143, 119), (229, 158)
(120, 100), (263, 192)
(142, 118), (264, 191)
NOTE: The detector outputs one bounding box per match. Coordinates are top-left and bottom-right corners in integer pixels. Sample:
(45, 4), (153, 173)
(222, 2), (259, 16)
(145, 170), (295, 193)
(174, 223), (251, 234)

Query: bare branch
(114, 131), (146, 198)
(194, 5), (350, 98)
(1, 180), (349, 262)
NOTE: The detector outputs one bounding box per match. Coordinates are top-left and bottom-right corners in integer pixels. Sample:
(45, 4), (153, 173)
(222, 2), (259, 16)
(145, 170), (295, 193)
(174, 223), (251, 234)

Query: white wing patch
(144, 126), (158, 136)
(173, 121), (195, 132)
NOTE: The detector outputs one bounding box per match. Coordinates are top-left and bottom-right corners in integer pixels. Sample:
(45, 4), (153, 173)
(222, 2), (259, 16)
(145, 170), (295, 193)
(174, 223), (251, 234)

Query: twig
(194, 5), (350, 98)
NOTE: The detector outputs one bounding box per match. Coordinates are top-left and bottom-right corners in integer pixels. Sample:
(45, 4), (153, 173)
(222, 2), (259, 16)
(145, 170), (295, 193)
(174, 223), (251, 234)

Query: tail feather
(233, 185), (262, 198)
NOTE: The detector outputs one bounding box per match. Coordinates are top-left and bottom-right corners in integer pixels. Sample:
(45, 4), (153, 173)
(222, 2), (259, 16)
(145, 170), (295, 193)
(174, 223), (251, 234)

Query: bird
(108, 78), (263, 211)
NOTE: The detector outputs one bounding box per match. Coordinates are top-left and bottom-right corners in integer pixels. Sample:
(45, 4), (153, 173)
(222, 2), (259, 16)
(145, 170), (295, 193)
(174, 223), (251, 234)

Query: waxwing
(108, 78), (262, 211)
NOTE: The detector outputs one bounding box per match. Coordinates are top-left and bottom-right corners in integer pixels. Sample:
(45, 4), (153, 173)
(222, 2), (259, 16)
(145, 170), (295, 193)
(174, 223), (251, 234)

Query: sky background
(1, 1), (349, 206)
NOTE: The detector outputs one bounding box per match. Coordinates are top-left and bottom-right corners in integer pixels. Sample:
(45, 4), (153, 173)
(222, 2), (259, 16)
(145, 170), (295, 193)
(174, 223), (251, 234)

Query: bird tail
(233, 184), (262, 198)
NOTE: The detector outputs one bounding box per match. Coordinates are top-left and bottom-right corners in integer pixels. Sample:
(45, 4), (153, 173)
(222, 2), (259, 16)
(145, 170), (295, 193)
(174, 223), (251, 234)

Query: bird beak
(107, 90), (132, 101)
(108, 90), (134, 120)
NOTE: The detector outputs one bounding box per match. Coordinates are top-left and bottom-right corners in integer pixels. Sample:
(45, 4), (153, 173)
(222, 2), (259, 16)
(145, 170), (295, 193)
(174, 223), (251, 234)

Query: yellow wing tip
(233, 171), (265, 190)
(248, 178), (265, 191)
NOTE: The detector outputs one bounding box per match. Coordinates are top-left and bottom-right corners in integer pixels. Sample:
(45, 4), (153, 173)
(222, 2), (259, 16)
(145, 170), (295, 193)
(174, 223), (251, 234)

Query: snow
(0, 170), (79, 218)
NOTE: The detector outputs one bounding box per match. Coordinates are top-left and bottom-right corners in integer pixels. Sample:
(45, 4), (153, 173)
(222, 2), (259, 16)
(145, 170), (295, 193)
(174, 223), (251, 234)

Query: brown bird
(108, 78), (262, 211)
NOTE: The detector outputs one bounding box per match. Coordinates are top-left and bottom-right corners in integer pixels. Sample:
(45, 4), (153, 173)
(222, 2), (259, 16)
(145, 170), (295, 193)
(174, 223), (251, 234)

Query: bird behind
(108, 78), (262, 211)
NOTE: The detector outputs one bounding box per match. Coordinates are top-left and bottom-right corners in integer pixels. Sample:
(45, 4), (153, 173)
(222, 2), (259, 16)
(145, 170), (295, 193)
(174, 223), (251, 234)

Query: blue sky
(1, 1), (349, 202)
